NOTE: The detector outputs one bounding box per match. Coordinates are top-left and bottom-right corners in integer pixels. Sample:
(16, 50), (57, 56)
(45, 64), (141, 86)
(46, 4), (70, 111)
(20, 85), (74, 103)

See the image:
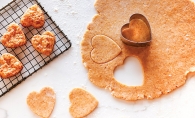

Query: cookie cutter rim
(120, 13), (152, 47)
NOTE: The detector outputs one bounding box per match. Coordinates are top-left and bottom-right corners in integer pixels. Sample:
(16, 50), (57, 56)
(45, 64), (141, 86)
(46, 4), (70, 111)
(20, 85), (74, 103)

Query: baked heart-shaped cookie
(1, 23), (26, 48)
(0, 53), (23, 79)
(69, 88), (98, 118)
(31, 31), (55, 56)
(20, 4), (45, 28)
(27, 87), (55, 118)
(91, 35), (121, 64)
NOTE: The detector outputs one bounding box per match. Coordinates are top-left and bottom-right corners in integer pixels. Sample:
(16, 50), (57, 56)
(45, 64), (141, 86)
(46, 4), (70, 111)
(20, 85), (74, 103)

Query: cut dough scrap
(69, 88), (98, 118)
(27, 87), (56, 118)
(91, 35), (121, 64)
(81, 0), (195, 101)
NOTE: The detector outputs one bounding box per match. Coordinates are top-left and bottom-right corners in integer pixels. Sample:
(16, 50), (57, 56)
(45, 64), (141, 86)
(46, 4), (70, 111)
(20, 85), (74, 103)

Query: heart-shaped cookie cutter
(120, 13), (152, 47)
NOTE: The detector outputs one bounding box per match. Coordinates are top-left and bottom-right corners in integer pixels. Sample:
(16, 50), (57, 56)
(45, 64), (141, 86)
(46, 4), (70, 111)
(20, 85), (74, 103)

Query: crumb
(54, 7), (58, 12)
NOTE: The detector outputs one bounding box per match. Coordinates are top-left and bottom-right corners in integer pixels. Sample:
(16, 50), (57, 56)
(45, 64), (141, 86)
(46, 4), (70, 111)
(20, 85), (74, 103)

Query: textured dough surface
(69, 88), (98, 118)
(81, 0), (195, 100)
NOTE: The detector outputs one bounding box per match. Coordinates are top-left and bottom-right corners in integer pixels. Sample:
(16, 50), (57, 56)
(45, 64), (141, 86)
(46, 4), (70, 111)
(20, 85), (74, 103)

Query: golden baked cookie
(1, 23), (26, 48)
(27, 87), (55, 118)
(31, 31), (55, 56)
(81, 0), (195, 100)
(20, 4), (45, 28)
(0, 53), (23, 79)
(69, 88), (98, 118)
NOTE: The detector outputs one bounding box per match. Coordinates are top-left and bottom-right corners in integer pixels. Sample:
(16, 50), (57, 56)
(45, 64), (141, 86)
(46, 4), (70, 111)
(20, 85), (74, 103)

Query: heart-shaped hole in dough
(91, 35), (121, 64)
(27, 87), (55, 118)
(114, 56), (144, 86)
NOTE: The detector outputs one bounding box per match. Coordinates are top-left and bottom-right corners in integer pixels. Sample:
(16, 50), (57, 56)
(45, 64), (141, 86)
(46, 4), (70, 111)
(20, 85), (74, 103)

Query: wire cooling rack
(0, 0), (71, 97)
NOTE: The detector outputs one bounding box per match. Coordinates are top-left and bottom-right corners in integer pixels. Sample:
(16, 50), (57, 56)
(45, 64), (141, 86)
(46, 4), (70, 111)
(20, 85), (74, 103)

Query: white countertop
(1, 0), (195, 118)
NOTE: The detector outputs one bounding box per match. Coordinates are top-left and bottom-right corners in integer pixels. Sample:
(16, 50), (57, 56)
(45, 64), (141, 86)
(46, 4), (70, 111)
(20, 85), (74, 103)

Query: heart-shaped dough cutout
(20, 4), (45, 28)
(91, 35), (121, 64)
(0, 53), (23, 79)
(69, 88), (98, 118)
(1, 23), (26, 48)
(31, 31), (55, 56)
(27, 87), (55, 118)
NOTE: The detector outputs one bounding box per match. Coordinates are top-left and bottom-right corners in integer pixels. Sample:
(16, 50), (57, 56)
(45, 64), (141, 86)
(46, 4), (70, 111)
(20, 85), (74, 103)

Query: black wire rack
(0, 0), (71, 97)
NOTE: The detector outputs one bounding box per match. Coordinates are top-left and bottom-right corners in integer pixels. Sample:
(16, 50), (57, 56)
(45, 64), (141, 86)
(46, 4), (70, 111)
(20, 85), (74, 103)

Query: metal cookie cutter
(120, 13), (152, 47)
